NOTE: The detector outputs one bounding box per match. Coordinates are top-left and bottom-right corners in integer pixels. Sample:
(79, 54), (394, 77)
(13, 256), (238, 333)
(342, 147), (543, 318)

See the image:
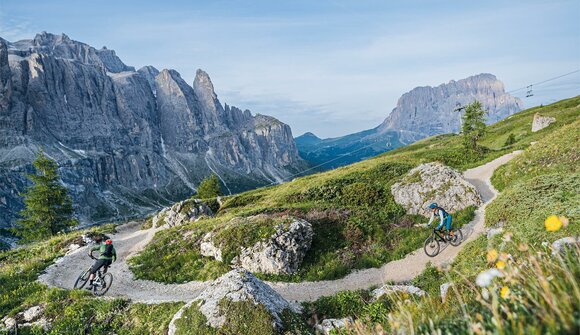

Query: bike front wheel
(74, 269), (90, 289)
(449, 229), (464, 246)
(424, 236), (440, 257)
(93, 273), (113, 296)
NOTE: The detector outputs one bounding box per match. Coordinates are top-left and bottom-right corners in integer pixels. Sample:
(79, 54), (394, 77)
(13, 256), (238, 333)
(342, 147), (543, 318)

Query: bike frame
(431, 229), (448, 242)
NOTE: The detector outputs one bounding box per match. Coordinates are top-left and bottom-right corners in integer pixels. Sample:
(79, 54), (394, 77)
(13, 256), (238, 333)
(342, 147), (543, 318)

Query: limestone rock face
(168, 269), (294, 334)
(233, 218), (314, 275)
(531, 113), (556, 132)
(379, 73), (523, 137)
(0, 32), (305, 229)
(391, 162), (482, 217)
(152, 199), (213, 227)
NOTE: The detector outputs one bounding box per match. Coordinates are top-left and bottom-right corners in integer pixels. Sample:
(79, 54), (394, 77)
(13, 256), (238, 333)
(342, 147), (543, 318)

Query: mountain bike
(423, 227), (464, 257)
(73, 255), (113, 296)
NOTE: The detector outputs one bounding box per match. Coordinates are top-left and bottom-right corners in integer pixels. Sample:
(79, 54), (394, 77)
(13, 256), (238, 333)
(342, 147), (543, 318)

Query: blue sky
(1, 0), (579, 138)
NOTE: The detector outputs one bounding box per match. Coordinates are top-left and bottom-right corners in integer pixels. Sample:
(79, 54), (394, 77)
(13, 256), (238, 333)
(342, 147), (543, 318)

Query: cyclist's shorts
(90, 259), (112, 274)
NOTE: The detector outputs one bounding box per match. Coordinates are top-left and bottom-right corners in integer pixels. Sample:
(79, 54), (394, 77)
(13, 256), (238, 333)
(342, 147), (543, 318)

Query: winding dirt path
(39, 151), (521, 303)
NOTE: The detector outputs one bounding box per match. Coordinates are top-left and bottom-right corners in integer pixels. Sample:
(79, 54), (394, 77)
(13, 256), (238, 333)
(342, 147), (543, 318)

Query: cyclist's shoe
(85, 285), (93, 291)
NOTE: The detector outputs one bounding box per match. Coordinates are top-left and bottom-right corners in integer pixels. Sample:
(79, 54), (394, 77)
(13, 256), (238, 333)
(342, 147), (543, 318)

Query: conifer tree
(460, 100), (487, 153)
(15, 150), (77, 242)
(196, 174), (222, 199)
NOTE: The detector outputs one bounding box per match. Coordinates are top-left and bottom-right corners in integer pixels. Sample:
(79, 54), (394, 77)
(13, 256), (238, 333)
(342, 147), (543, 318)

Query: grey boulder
(391, 162), (482, 217)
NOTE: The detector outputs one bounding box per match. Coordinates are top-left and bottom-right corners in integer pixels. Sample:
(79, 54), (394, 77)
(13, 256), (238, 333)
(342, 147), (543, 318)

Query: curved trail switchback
(39, 151), (522, 303)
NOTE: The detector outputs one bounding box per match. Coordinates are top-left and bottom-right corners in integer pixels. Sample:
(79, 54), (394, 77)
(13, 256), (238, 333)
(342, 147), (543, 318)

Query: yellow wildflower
(496, 260), (506, 270)
(545, 215), (562, 232)
(486, 249), (498, 263)
(500, 286), (510, 299)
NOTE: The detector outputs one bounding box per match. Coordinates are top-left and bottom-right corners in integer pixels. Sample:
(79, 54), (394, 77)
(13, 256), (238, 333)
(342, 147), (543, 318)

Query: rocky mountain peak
(193, 68), (218, 102)
(378, 73), (522, 137)
(137, 65), (160, 93)
(0, 33), (306, 228)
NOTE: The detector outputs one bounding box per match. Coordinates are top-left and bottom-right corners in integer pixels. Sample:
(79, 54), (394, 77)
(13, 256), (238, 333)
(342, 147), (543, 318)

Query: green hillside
(130, 96), (580, 284)
(0, 96), (577, 334)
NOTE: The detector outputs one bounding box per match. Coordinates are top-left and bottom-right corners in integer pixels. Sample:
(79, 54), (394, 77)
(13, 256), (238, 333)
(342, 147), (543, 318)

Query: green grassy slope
(131, 96), (580, 284)
(1, 97), (577, 334)
(0, 225), (184, 334)
(306, 100), (580, 334)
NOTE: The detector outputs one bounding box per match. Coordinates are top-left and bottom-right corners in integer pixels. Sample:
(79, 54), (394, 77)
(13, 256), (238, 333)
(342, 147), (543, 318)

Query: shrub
(196, 174), (222, 199)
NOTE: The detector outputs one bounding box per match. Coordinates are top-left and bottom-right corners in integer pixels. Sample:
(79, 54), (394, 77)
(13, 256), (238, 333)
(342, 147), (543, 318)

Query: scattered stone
(372, 285), (426, 299)
(153, 199), (213, 227)
(168, 269), (294, 334)
(486, 227), (504, 239)
(315, 317), (354, 334)
(531, 113), (556, 132)
(551, 237), (580, 255)
(200, 233), (223, 262)
(22, 305), (43, 322)
(391, 162), (482, 217)
(232, 218), (314, 275)
(66, 243), (81, 254)
(440, 282), (452, 302)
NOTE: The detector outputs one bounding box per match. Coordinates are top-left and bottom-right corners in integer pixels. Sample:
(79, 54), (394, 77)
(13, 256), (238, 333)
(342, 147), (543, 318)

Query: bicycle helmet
(105, 239), (113, 245)
(428, 203), (438, 209)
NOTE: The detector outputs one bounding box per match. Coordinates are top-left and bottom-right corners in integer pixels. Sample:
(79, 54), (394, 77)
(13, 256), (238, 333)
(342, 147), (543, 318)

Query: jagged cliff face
(0, 32), (305, 227)
(378, 73), (523, 137)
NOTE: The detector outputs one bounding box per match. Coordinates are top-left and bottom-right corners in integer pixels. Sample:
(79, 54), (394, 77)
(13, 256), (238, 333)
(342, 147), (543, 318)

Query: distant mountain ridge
(296, 73), (522, 169)
(0, 32), (306, 228)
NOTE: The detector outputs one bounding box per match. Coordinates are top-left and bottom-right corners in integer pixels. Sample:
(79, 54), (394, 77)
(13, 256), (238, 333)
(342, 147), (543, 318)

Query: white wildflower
(476, 269), (503, 287)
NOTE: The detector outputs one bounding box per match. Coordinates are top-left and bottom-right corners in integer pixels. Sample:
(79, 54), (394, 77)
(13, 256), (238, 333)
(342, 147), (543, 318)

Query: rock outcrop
(1, 305), (51, 332)
(152, 199), (213, 227)
(200, 217), (314, 275)
(372, 285), (426, 299)
(0, 32), (306, 229)
(200, 232), (223, 262)
(296, 73), (522, 171)
(531, 113), (556, 132)
(315, 318), (354, 334)
(391, 162), (482, 216)
(232, 218), (314, 275)
(168, 269), (295, 334)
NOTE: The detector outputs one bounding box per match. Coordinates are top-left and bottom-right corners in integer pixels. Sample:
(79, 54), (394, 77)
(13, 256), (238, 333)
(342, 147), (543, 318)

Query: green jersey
(90, 243), (117, 261)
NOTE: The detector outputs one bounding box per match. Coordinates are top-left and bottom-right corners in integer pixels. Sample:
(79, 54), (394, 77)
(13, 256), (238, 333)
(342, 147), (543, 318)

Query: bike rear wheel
(93, 273), (113, 296)
(449, 229), (464, 246)
(74, 269), (91, 289)
(424, 236), (440, 257)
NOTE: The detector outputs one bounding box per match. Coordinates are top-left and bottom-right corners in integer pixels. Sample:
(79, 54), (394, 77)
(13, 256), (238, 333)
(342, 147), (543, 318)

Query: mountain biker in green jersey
(427, 203), (454, 236)
(87, 236), (116, 288)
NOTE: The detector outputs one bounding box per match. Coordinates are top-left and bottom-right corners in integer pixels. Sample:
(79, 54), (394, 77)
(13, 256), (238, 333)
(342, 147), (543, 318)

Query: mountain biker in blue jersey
(87, 235), (116, 289)
(427, 203), (454, 236)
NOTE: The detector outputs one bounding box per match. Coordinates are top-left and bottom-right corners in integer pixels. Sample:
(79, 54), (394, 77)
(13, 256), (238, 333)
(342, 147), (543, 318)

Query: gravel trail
(39, 151), (521, 303)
